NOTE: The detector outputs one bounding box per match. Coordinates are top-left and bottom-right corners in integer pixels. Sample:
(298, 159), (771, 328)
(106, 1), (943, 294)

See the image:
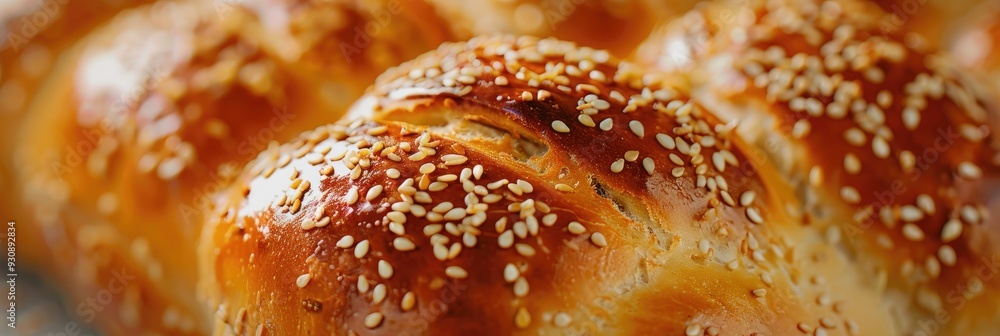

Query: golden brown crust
(201, 35), (897, 335)
(15, 1), (453, 334)
(636, 0), (1000, 334)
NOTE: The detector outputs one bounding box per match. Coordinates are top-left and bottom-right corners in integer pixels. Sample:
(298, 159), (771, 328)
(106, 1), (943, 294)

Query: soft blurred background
(0, 0), (996, 335)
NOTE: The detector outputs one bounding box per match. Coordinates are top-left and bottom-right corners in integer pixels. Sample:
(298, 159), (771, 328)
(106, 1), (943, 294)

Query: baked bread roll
(15, 0), (452, 333)
(200, 35), (900, 335)
(0, 0), (156, 271)
(635, 0), (1000, 334)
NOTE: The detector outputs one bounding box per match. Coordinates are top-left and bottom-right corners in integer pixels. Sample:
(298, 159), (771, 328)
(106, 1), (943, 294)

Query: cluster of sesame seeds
(374, 35), (770, 233)
(238, 117), (622, 332)
(661, 0), (999, 329)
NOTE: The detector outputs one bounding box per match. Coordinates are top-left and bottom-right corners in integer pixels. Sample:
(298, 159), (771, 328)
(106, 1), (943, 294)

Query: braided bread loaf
(199, 34), (907, 335)
(634, 0), (1000, 334)
(9, 0), (1000, 335)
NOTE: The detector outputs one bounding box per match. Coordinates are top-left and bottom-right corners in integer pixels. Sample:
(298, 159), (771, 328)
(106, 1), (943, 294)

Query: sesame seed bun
(636, 0), (1000, 334)
(199, 35), (896, 335)
(15, 0), (453, 334)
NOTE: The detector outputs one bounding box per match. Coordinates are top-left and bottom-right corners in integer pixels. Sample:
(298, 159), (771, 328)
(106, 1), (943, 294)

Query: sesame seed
(927, 256), (941, 279)
(301, 219), (316, 230)
(961, 205), (982, 224)
(495, 76), (509, 86)
(739, 191), (756, 207)
(843, 128), (867, 146)
(473, 165), (484, 179)
(902, 223), (925, 241)
(542, 213), (557, 226)
(428, 182), (448, 192)
(296, 274), (311, 288)
(555, 183), (574, 192)
(752, 288), (767, 297)
(551, 120), (570, 133)
(599, 118), (613, 131)
(345, 187), (359, 205)
(355, 240), (370, 258)
(844, 153), (861, 174)
(938, 245), (957, 266)
(917, 194), (935, 215)
(686, 324), (702, 336)
(629, 120), (645, 138)
(940, 219), (962, 243)
(305, 153), (324, 165)
(840, 186), (861, 204)
(578, 114), (596, 127)
(503, 264), (521, 283)
(443, 208), (466, 221)
(590, 232), (608, 247)
(902, 107), (921, 130)
(515, 307), (531, 328)
(393, 237), (416, 251)
(378, 260), (394, 279)
(401, 292), (416, 311)
(611, 159), (625, 173)
(336, 235), (355, 248)
(499, 230), (514, 248)
(554, 312), (572, 327)
(669, 153), (684, 165)
(432, 244), (448, 261)
(720, 190), (736, 206)
(957, 161), (983, 179)
(373, 284), (387, 304)
(445, 266), (468, 279)
(357, 276), (369, 293)
(711, 152), (725, 172)
(515, 244), (536, 257)
(746, 207), (764, 224)
(366, 185), (384, 202)
(624, 151), (640, 162)
(521, 91), (533, 101)
(809, 166), (823, 186)
(872, 136), (890, 158)
(900, 205), (924, 222)
(513, 277), (529, 297)
(656, 133), (676, 149)
(792, 119), (811, 138)
(642, 158), (655, 175)
(420, 163), (436, 174)
(364, 312), (383, 328)
(671, 167), (685, 177)
(900, 150), (916, 172)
